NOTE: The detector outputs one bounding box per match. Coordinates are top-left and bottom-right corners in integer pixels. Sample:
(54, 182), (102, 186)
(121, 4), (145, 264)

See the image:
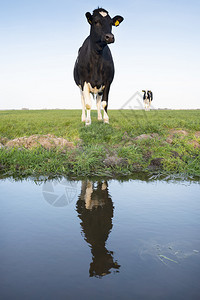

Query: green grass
(0, 109), (200, 178)
(0, 110), (80, 141)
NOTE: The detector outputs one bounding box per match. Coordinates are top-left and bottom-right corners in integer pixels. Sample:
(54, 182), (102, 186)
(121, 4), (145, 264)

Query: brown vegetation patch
(165, 137), (173, 144)
(166, 129), (189, 143)
(134, 133), (159, 141)
(195, 131), (200, 138)
(5, 134), (75, 150)
(166, 129), (200, 148)
(103, 155), (127, 167)
(170, 151), (181, 158)
(0, 137), (9, 145)
(187, 140), (200, 148)
(169, 129), (189, 136)
(148, 158), (164, 170)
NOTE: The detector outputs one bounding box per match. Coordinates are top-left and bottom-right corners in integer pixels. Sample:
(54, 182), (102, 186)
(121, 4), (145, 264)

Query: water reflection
(76, 180), (120, 278)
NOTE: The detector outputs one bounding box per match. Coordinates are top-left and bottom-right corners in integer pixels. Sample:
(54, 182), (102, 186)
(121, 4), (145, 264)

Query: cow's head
(86, 8), (123, 46)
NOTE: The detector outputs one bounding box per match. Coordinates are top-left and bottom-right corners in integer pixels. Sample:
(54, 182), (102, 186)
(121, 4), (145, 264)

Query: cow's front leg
(83, 82), (92, 125)
(101, 85), (110, 124)
(146, 100), (150, 111)
(80, 90), (86, 122)
(84, 181), (93, 210)
(96, 94), (102, 121)
(144, 100), (148, 111)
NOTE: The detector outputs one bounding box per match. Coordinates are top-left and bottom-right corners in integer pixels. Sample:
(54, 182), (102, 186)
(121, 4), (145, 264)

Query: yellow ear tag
(115, 20), (120, 26)
(88, 18), (92, 24)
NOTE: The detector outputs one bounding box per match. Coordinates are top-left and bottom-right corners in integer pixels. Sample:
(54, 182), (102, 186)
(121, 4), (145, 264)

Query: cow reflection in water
(76, 181), (120, 278)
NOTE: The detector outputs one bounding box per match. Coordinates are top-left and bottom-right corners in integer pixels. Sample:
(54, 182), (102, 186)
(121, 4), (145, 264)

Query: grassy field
(0, 109), (200, 179)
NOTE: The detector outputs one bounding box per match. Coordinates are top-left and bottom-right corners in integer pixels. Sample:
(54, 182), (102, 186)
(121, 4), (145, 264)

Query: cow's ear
(112, 15), (124, 27)
(85, 12), (92, 25)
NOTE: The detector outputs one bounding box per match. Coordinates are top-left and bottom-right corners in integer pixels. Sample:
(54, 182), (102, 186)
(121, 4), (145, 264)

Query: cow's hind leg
(149, 100), (151, 111)
(101, 85), (110, 124)
(96, 94), (103, 121)
(102, 101), (109, 124)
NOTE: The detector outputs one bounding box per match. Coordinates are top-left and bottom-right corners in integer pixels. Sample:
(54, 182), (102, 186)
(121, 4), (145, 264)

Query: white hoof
(104, 118), (109, 124)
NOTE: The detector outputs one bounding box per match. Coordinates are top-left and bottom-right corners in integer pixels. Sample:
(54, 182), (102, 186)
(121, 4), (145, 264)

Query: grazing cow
(74, 8), (124, 125)
(142, 90), (153, 111)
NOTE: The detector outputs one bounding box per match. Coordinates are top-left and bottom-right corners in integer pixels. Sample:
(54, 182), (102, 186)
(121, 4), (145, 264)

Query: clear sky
(0, 0), (200, 110)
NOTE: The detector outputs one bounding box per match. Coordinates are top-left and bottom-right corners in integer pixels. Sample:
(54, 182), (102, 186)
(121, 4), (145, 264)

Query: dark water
(0, 177), (200, 300)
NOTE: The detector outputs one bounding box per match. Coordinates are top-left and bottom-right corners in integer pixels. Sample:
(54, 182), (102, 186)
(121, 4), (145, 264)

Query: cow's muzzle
(105, 33), (115, 44)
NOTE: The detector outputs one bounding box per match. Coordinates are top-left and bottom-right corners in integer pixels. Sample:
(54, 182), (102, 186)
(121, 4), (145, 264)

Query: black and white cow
(74, 8), (124, 125)
(142, 90), (153, 111)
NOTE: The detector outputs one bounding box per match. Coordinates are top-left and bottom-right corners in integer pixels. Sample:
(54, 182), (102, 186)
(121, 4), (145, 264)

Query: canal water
(0, 177), (200, 299)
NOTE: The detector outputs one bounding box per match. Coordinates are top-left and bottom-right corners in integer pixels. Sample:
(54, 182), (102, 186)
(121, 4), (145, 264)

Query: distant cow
(142, 90), (153, 111)
(74, 8), (124, 125)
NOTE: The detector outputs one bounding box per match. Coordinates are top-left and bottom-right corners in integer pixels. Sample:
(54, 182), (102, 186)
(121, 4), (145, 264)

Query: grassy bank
(0, 109), (200, 179)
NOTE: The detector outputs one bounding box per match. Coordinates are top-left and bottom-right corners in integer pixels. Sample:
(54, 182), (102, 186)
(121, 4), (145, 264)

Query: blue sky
(0, 0), (200, 110)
